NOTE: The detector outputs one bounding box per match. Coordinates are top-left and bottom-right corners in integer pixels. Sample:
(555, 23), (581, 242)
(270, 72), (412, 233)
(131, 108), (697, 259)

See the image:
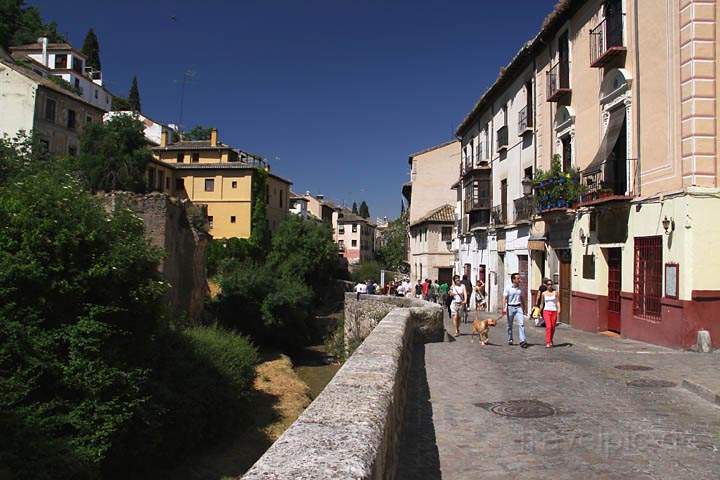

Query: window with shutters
(633, 236), (662, 320)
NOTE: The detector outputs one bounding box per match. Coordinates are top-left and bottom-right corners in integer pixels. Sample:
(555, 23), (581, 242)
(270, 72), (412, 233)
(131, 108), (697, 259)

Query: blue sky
(32, 0), (556, 219)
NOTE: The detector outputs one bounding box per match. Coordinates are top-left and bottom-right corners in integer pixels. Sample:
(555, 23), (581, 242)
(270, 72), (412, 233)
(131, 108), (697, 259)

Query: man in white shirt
(355, 281), (367, 300)
(502, 273), (527, 348)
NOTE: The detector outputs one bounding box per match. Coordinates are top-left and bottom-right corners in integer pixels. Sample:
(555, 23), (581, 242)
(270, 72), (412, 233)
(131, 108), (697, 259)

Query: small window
(208, 216), (214, 227)
(45, 98), (56, 123)
(339, 226), (345, 234)
(230, 216), (236, 224)
(231, 181), (237, 188)
(74, 77), (80, 90)
(72, 56), (83, 74)
(192, 153), (200, 163)
(352, 223), (357, 233)
(86, 115), (92, 125)
(204, 178), (215, 192)
(67, 110), (76, 130)
(68, 145), (77, 156)
(175, 178), (184, 190)
(351, 239), (357, 247)
(441, 226), (452, 242)
(94, 89), (98, 99)
(279, 189), (284, 208)
(177, 153), (184, 163)
(583, 254), (595, 279)
(39, 139), (49, 152)
(54, 54), (67, 69)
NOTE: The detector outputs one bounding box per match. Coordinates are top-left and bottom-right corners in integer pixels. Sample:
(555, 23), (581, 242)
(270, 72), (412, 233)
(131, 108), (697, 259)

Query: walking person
(461, 275), (473, 324)
(414, 280), (423, 299)
(449, 275), (467, 337)
(430, 280), (439, 303)
(473, 279), (487, 319)
(422, 278), (431, 301)
(354, 280), (367, 300)
(502, 273), (527, 348)
(531, 278), (549, 327)
(540, 278), (561, 348)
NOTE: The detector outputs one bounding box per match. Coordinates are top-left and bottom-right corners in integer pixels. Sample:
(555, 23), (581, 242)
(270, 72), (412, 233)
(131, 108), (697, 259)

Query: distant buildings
(104, 110), (174, 146)
(289, 191), (309, 218)
(0, 58), (104, 155)
(335, 210), (376, 265)
(149, 128), (291, 239)
(403, 140), (460, 284)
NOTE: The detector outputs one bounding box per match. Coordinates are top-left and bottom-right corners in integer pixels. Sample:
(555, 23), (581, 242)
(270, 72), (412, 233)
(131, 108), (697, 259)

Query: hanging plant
(532, 154), (585, 212)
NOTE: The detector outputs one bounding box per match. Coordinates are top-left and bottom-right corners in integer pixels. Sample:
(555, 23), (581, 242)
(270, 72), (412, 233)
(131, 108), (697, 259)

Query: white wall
(0, 64), (37, 139)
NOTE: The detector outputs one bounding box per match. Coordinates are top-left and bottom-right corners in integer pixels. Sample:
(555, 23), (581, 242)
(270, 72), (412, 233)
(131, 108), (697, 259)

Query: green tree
(250, 169), (271, 253)
(183, 125), (214, 141)
(81, 28), (101, 70)
(111, 96), (131, 111)
(376, 212), (409, 273)
(74, 114), (152, 192)
(0, 168), (166, 478)
(352, 201), (358, 214)
(0, 1), (63, 50)
(359, 200), (370, 219)
(0, 131), (51, 185)
(128, 76), (141, 112)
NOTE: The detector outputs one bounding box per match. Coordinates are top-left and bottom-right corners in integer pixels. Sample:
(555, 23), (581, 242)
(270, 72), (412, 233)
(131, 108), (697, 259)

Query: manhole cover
(627, 379), (676, 388)
(615, 365), (654, 371)
(475, 400), (556, 418)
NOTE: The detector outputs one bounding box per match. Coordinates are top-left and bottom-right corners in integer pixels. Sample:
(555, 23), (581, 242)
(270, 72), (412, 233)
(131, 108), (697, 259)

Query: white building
(289, 191), (309, 218)
(104, 111), (174, 146)
(453, 47), (537, 312)
(10, 38), (113, 112)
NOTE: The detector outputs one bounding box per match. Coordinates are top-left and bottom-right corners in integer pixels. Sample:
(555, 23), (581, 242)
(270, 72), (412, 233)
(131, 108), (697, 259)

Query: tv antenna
(174, 69), (196, 132)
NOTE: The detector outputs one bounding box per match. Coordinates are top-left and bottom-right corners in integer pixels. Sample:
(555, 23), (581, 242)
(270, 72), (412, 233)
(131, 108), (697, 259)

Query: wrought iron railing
(491, 204), (506, 225)
(513, 196), (534, 223)
(580, 158), (638, 203)
(518, 106), (533, 133)
(590, 15), (625, 66)
(546, 61), (570, 101)
(496, 126), (508, 152)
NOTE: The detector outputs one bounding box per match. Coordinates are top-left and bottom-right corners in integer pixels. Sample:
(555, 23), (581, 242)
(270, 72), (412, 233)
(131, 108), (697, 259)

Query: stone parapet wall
(243, 296), (443, 480)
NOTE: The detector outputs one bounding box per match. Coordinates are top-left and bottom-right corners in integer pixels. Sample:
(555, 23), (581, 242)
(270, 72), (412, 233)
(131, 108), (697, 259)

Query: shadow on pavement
(396, 344), (441, 480)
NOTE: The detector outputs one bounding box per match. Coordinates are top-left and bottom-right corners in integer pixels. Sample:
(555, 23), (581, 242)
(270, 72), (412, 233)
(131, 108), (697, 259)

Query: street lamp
(522, 176), (533, 197)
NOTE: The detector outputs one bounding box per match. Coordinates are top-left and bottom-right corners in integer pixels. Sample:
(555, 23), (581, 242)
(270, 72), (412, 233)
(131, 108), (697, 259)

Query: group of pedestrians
(354, 272), (560, 349)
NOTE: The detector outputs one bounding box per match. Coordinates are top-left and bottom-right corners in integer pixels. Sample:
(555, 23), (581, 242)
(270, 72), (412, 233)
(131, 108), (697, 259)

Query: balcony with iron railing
(513, 196), (534, 224)
(546, 61), (571, 102)
(468, 210), (490, 231)
(590, 15), (626, 68)
(496, 126), (508, 153)
(518, 106), (533, 135)
(490, 204), (506, 226)
(579, 157), (638, 206)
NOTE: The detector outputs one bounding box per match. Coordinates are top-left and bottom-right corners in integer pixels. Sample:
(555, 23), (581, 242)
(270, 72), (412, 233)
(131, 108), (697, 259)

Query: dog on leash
(471, 316), (499, 345)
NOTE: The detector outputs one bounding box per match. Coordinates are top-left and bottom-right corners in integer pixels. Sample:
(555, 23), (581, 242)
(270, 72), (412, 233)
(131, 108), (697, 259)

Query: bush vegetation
(0, 135), (258, 479)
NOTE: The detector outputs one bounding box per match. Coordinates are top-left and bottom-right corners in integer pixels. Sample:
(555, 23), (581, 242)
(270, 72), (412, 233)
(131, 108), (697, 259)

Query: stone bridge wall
(242, 294), (443, 480)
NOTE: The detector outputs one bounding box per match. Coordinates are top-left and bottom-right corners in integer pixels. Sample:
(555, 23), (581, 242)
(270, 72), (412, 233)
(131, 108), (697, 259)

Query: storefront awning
(584, 108), (626, 174)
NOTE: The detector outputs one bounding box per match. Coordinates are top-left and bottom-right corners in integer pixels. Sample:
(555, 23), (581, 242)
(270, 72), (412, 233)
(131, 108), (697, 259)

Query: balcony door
(605, 0), (623, 48)
(558, 31), (570, 89)
(500, 179), (508, 223)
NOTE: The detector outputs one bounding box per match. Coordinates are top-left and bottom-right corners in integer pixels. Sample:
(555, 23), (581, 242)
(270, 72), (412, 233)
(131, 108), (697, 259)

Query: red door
(607, 248), (622, 332)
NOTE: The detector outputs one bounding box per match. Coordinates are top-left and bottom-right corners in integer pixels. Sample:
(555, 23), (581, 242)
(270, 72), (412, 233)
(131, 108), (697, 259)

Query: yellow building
(149, 129), (291, 239)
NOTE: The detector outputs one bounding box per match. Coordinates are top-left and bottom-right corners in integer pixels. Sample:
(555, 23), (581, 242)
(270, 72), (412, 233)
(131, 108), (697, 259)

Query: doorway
(558, 252), (572, 324)
(607, 248), (622, 332)
(438, 268), (453, 286)
(518, 255), (529, 311)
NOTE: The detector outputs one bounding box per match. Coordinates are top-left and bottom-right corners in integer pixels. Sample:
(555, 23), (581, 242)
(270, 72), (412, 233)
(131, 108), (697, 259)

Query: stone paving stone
(396, 311), (720, 479)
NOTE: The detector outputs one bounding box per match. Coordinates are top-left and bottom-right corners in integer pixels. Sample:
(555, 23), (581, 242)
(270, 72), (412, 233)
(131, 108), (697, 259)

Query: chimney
(38, 37), (48, 67)
(160, 130), (168, 148)
(210, 128), (218, 147)
(305, 190), (311, 197)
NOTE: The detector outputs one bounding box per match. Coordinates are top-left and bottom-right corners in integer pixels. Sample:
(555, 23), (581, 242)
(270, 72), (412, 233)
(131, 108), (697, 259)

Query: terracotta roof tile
(410, 204), (455, 227)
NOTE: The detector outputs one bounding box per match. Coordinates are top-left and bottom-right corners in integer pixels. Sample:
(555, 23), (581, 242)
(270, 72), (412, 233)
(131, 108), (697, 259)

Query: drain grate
(627, 379), (676, 388)
(615, 365), (654, 371)
(475, 399), (556, 418)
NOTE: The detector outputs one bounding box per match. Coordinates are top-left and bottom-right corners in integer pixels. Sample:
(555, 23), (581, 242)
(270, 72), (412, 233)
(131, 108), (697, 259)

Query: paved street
(398, 311), (720, 480)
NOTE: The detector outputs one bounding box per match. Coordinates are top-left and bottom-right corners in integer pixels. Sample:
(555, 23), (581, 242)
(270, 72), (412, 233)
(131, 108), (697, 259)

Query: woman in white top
(540, 278), (561, 348)
(449, 274), (466, 337)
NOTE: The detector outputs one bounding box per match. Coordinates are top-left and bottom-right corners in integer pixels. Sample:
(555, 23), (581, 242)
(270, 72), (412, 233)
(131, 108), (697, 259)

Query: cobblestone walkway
(397, 312), (720, 479)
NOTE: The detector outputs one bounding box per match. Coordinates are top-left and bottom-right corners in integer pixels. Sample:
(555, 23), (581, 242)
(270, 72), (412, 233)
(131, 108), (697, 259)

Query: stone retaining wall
(242, 295), (443, 480)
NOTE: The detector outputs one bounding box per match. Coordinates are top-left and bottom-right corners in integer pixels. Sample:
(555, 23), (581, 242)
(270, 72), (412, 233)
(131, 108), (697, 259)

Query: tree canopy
(376, 211), (409, 273)
(352, 201), (358, 214)
(73, 114), (152, 192)
(359, 200), (370, 219)
(0, 1), (63, 50)
(128, 76), (141, 112)
(183, 125), (214, 141)
(81, 28), (101, 70)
